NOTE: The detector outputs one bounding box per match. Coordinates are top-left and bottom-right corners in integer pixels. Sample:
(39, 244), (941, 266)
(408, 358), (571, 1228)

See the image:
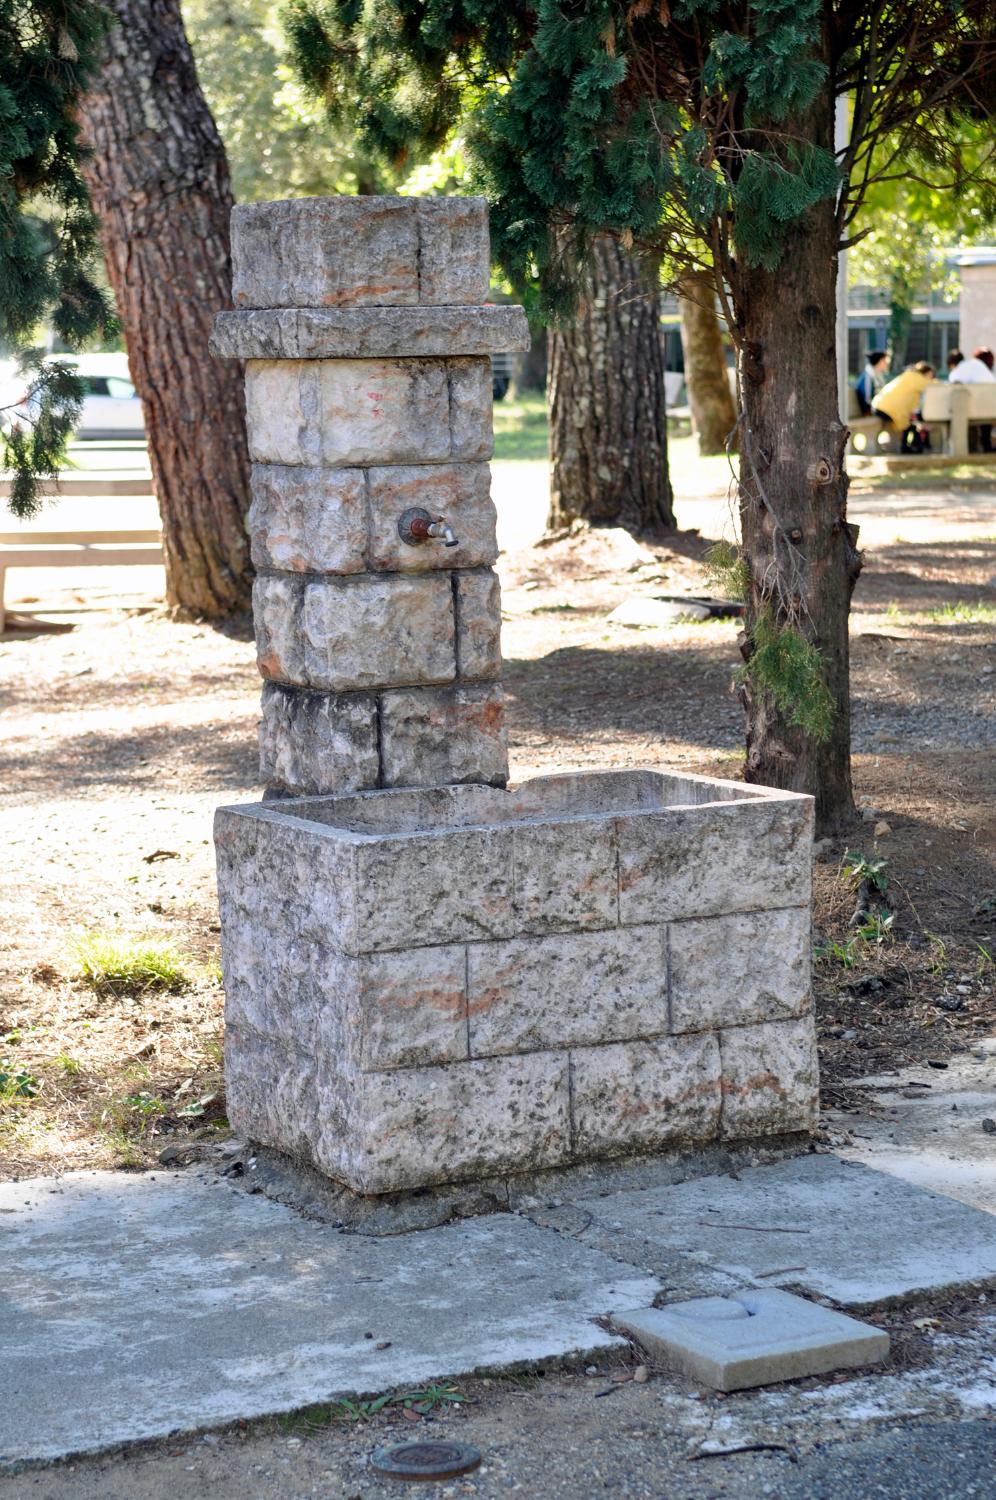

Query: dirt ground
(1, 472), (995, 1176)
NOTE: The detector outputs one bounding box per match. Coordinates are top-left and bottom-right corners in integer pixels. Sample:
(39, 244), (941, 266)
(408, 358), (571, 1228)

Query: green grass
(492, 391), (548, 461)
(73, 931), (193, 996)
(923, 600), (996, 625)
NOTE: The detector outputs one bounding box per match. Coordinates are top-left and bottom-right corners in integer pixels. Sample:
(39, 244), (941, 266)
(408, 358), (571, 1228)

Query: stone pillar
(211, 196), (529, 797)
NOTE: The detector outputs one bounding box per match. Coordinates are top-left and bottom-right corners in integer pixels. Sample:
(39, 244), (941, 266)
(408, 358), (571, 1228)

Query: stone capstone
(230, 195), (490, 309)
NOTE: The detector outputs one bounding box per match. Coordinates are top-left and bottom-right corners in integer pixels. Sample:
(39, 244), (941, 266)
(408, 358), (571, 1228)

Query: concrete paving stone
(0, 1172), (659, 1466)
(300, 573), (455, 692)
(366, 462), (498, 572)
(467, 927), (666, 1057)
(257, 682), (379, 796)
(379, 682), (509, 789)
(612, 1288), (889, 1391)
(248, 464), (367, 573)
(570, 1033), (722, 1156)
(574, 1154), (996, 1307)
(454, 570), (503, 681)
(212, 304), (530, 360)
(719, 1014), (819, 1137)
(616, 794), (813, 925)
(670, 907), (811, 1032)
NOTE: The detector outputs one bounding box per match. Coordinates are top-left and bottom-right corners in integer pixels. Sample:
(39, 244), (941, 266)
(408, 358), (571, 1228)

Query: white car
(0, 352), (145, 441)
(63, 353), (145, 440)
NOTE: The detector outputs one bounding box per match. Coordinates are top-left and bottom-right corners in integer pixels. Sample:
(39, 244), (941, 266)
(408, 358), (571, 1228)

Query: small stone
(632, 1365), (650, 1384)
(873, 820), (892, 837)
(935, 995), (963, 1012)
(585, 1365), (598, 1376)
(956, 984), (972, 994)
(982, 1118), (996, 1135)
(861, 807), (879, 823)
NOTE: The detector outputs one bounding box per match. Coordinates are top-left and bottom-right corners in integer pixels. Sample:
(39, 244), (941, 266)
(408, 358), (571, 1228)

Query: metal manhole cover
(371, 1440), (482, 1481)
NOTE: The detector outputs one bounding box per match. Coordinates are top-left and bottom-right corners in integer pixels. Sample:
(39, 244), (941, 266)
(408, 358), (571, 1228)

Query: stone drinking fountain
(211, 195), (817, 1200)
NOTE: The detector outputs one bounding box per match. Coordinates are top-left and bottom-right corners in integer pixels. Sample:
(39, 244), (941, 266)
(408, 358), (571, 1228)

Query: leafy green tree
(850, 123), (996, 367)
(287, 2), (995, 833)
(0, 0), (112, 516)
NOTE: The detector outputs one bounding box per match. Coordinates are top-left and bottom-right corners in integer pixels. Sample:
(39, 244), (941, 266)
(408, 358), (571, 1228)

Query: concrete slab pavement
(0, 1170), (658, 1470)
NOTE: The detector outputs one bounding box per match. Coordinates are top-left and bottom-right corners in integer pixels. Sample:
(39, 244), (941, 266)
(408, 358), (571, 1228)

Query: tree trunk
(77, 0), (251, 618)
(730, 109), (862, 835)
(548, 236), (674, 533)
(887, 298), (914, 372)
(678, 270), (738, 455)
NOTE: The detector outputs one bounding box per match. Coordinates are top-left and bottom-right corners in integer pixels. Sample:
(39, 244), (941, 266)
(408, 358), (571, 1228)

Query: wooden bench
(0, 529), (164, 634)
(920, 383), (996, 456)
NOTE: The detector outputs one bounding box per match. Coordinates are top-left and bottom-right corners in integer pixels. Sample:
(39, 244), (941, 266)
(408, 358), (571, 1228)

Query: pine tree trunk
(730, 124), (862, 836)
(678, 271), (737, 455)
(77, 0), (251, 618)
(887, 298), (914, 372)
(548, 236), (674, 533)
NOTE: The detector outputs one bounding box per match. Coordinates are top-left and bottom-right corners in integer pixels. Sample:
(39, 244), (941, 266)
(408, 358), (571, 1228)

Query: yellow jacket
(873, 369), (933, 428)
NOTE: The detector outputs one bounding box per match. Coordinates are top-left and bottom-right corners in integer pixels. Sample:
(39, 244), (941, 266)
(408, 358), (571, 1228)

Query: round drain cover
(371, 1440), (482, 1481)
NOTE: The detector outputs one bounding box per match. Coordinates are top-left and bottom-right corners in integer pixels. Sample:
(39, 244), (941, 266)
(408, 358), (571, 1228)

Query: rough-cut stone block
(352, 826), (513, 953)
(447, 359), (493, 460)
(366, 464), (497, 573)
(225, 1025), (320, 1164)
(301, 575), (455, 692)
(221, 921), (321, 1052)
(315, 945), (469, 1072)
(416, 196), (491, 305)
(316, 1051), (572, 1194)
(379, 683), (508, 788)
(245, 358), (494, 468)
(670, 908), (811, 1033)
(571, 1034), (722, 1156)
(617, 795), (813, 925)
(249, 466), (367, 573)
(611, 1290), (889, 1393)
(258, 682), (379, 796)
(455, 571), (502, 681)
(468, 927), (666, 1058)
(212, 305), (530, 361)
(511, 817), (618, 935)
(232, 196), (420, 309)
(253, 575), (303, 682)
(719, 1016), (819, 1138)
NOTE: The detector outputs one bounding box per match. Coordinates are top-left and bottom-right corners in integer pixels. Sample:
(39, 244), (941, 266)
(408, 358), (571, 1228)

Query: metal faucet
(397, 506), (460, 548)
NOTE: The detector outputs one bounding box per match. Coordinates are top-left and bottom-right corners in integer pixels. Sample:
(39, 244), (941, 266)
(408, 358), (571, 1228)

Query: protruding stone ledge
(212, 305), (531, 361)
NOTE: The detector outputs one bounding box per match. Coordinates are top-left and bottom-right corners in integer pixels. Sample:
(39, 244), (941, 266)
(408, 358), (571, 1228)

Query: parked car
(0, 352), (145, 441)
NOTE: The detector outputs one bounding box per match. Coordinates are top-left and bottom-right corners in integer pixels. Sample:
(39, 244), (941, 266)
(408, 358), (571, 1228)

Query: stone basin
(215, 769), (816, 1196)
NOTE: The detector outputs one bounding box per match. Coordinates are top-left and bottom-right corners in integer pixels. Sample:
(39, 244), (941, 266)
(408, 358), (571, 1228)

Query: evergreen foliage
(738, 610), (835, 744)
(0, 1), (113, 516)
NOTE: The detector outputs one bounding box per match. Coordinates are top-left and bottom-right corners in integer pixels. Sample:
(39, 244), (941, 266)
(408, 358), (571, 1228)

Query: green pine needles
(1, 1), (114, 516)
(739, 610), (835, 744)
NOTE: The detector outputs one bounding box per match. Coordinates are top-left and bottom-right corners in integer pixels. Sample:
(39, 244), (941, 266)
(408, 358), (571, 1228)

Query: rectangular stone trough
(216, 769), (816, 1195)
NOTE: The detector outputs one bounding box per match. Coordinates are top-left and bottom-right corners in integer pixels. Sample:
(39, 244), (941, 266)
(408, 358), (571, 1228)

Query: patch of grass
(324, 1383), (469, 1424)
(72, 931), (193, 995)
(923, 601), (996, 625)
(0, 1060), (40, 1102)
(492, 391), (548, 462)
(51, 1053), (81, 1076)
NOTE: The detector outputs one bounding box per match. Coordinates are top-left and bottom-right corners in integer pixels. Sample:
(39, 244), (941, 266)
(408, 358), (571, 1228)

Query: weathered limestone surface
(231, 195), (490, 309)
(720, 1016), (820, 1138)
(670, 908), (811, 1033)
(571, 1034), (722, 1156)
(366, 464), (497, 573)
(467, 927), (666, 1057)
(212, 304), (530, 361)
(245, 358), (493, 468)
(258, 683), (379, 797)
(249, 466), (367, 573)
(455, 571), (502, 680)
(215, 773), (816, 1194)
(302, 575), (455, 692)
(379, 683), (508, 787)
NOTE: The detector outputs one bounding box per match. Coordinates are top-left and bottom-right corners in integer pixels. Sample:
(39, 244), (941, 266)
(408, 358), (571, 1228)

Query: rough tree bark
(730, 85), (862, 836)
(78, 0), (252, 618)
(678, 270), (737, 455)
(548, 236), (674, 532)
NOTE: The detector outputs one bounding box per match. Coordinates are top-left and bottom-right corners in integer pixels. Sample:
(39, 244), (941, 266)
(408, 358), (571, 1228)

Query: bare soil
(1, 482), (994, 1177)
